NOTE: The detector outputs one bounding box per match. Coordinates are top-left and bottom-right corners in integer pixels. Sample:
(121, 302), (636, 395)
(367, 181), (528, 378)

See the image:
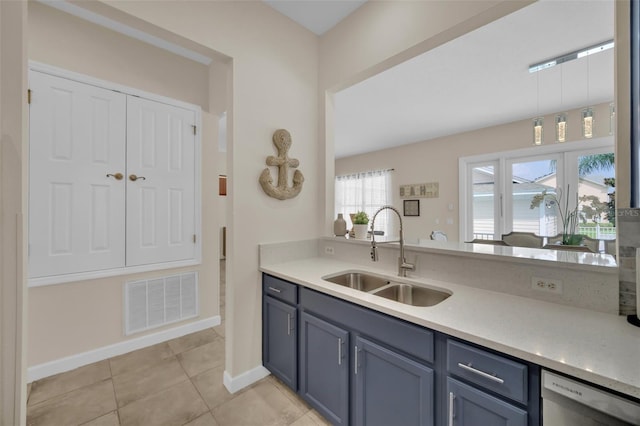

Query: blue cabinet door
(263, 296), (297, 389)
(300, 311), (349, 425)
(447, 378), (527, 426)
(354, 336), (434, 426)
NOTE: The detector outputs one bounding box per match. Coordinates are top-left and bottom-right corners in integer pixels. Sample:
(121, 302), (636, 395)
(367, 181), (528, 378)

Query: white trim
(27, 316), (220, 383)
(223, 366), (271, 394)
(28, 259), (201, 287)
(35, 1), (212, 65)
(29, 62), (202, 111)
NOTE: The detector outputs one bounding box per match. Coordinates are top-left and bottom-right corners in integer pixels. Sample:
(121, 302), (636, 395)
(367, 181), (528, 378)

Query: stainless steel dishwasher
(542, 370), (640, 425)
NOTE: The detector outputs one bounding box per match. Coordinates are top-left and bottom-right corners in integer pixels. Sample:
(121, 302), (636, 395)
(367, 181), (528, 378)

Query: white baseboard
(223, 365), (270, 394)
(28, 316), (221, 383)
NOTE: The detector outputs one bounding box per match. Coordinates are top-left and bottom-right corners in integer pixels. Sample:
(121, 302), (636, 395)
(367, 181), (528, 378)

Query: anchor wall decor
(259, 129), (304, 200)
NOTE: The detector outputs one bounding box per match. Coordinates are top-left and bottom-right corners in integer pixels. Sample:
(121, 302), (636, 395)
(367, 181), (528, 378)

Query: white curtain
(335, 169), (394, 236)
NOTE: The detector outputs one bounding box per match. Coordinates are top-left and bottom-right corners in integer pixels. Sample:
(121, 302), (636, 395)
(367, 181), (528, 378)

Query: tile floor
(26, 262), (330, 426)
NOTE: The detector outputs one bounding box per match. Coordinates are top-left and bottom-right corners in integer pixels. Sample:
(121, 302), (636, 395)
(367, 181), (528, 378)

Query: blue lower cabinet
(354, 336), (434, 426)
(447, 377), (527, 426)
(263, 296), (297, 389)
(300, 311), (350, 425)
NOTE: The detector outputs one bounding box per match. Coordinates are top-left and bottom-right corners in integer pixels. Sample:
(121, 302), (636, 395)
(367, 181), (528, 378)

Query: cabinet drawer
(447, 340), (527, 404)
(263, 275), (298, 305)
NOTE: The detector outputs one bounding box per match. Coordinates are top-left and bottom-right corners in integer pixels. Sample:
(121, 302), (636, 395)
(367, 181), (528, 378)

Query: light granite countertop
(260, 256), (640, 400)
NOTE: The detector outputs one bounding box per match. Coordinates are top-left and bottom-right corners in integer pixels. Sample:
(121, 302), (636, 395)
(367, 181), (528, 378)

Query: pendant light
(609, 102), (615, 135)
(555, 64), (567, 143)
(582, 53), (594, 138)
(533, 71), (544, 145)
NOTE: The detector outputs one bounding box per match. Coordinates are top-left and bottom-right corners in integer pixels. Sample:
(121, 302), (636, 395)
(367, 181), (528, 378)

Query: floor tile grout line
(26, 376), (114, 410)
(114, 361), (192, 411)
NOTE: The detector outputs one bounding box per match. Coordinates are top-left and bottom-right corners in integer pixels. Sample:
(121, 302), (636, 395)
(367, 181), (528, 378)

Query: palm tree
(578, 153), (614, 175)
(548, 153), (615, 175)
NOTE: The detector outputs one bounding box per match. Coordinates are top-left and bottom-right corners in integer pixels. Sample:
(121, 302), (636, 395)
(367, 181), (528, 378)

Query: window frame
(459, 137), (614, 242)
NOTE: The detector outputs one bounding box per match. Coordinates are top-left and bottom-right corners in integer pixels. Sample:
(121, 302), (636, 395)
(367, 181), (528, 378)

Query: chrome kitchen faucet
(370, 205), (415, 277)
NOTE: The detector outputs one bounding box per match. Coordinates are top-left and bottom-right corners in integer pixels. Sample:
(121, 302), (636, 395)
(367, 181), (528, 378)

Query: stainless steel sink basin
(373, 283), (450, 307)
(323, 272), (390, 292)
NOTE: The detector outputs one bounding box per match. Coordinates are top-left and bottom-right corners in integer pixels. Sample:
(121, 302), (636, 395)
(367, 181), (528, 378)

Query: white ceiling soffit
(37, 0), (213, 65)
(264, 0), (367, 35)
(334, 0), (614, 159)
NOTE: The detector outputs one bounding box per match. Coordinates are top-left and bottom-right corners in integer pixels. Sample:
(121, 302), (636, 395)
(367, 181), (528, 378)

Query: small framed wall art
(403, 199), (420, 217)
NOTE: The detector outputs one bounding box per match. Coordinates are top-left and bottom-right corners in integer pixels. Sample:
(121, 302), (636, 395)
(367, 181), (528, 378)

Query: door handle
(129, 174), (146, 182)
(457, 362), (504, 384)
(106, 173), (123, 180)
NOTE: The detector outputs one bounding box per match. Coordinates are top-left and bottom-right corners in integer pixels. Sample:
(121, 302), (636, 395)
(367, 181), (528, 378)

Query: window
(461, 139), (615, 247)
(335, 169), (393, 236)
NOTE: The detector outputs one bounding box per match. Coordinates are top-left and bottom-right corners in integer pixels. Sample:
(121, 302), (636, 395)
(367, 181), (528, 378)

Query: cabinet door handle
(354, 345), (358, 374)
(267, 286), (281, 293)
(457, 362), (505, 384)
(287, 314), (291, 336)
(129, 174), (146, 182)
(448, 392), (455, 426)
(106, 173), (123, 180)
(338, 338), (342, 365)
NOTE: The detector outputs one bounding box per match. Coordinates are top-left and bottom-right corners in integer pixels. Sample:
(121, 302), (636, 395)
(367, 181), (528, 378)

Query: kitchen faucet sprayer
(370, 205), (415, 277)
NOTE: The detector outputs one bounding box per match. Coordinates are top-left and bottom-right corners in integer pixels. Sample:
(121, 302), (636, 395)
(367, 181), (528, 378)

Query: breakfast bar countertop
(260, 256), (640, 400)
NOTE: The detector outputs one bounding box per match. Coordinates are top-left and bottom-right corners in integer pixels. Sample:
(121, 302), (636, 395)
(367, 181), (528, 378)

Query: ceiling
(264, 0), (367, 35)
(333, 0), (615, 158)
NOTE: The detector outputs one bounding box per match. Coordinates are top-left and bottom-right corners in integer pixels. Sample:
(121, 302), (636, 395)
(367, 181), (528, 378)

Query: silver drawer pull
(448, 392), (455, 426)
(338, 338), (342, 365)
(267, 286), (282, 293)
(354, 345), (358, 374)
(457, 362), (505, 384)
(287, 314), (291, 336)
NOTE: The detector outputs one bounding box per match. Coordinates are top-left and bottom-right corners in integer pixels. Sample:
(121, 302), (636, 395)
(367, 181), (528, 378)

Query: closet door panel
(29, 70), (126, 278)
(126, 97), (196, 266)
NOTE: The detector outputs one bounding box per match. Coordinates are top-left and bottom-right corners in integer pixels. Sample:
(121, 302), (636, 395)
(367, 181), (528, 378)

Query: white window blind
(335, 169), (393, 236)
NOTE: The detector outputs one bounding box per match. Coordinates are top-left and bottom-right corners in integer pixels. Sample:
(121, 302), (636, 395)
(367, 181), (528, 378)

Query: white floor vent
(125, 272), (198, 335)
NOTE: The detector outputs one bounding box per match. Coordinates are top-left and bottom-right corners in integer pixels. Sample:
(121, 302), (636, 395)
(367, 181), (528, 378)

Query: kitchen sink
(373, 283), (451, 307)
(323, 271), (451, 307)
(323, 272), (390, 292)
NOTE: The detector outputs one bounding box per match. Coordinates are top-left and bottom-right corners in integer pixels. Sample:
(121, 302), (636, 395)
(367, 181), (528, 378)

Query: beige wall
(103, 0), (320, 377)
(336, 102), (613, 242)
(29, 2), (210, 109)
(26, 3), (220, 367)
(1, 0), (28, 423)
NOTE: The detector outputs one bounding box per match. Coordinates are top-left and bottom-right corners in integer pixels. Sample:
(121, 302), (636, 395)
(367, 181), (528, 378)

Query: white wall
(336, 102), (613, 242)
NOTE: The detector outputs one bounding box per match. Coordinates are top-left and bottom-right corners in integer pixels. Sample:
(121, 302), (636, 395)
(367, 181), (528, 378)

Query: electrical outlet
(531, 276), (563, 294)
(324, 246), (335, 255)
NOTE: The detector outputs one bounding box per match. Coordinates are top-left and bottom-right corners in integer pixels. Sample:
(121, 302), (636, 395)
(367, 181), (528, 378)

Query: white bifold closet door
(29, 71), (127, 277)
(125, 97), (196, 267)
